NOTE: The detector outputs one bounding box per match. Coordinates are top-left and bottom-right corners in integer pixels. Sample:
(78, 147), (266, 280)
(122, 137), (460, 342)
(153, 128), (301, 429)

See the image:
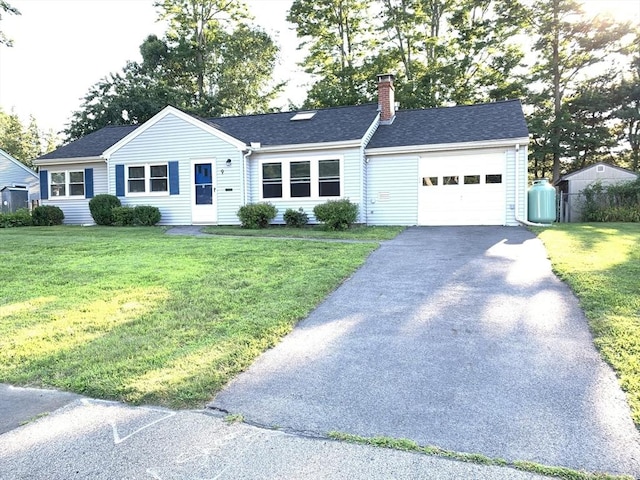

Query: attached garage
(418, 151), (506, 226)
(366, 99), (529, 226)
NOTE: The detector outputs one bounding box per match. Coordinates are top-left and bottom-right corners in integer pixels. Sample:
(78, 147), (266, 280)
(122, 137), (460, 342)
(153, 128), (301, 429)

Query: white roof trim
(365, 137), (530, 156)
(102, 106), (246, 158)
(0, 148), (38, 178)
(33, 156), (105, 166)
(251, 139), (362, 153)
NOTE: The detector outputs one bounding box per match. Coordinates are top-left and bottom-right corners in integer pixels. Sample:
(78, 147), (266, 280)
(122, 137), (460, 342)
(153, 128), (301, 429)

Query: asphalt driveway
(211, 226), (640, 476)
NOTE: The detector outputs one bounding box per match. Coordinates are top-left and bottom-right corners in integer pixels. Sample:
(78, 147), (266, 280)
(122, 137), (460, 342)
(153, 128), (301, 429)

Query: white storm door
(191, 160), (217, 224)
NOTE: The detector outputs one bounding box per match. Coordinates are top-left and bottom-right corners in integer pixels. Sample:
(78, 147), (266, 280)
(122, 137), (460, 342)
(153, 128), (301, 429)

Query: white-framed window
(50, 170), (85, 198)
(262, 162), (283, 199)
(126, 164), (168, 196)
(318, 159), (340, 196)
(259, 156), (343, 200)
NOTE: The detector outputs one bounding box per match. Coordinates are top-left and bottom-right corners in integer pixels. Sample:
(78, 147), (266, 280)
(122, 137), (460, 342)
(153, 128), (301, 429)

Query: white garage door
(418, 153), (506, 226)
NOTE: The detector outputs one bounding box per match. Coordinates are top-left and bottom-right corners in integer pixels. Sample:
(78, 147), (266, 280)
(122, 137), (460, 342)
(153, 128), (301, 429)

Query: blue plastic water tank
(528, 179), (556, 223)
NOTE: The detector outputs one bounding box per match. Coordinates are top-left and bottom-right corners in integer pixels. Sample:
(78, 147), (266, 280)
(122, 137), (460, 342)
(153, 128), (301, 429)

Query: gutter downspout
(103, 156), (110, 195)
(242, 148), (253, 206)
(513, 143), (553, 227)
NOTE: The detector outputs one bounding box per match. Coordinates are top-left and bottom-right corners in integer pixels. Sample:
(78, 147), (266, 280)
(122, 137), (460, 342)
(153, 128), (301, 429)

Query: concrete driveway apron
(211, 226), (640, 477)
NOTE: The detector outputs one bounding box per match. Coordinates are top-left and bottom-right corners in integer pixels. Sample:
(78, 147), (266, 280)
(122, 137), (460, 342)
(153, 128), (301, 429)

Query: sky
(0, 0), (638, 137)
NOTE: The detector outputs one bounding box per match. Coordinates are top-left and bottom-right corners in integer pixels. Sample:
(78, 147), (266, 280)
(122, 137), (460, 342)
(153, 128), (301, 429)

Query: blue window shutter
(169, 161), (180, 195)
(39, 169), (48, 200)
(84, 168), (94, 198)
(115, 165), (125, 197)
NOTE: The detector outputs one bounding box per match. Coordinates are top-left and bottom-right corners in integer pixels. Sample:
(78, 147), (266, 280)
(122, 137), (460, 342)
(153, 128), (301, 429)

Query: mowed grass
(0, 226), (379, 408)
(202, 224), (405, 240)
(534, 223), (640, 426)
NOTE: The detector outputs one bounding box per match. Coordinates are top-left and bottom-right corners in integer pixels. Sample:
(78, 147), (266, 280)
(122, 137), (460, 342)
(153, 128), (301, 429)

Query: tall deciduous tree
(289, 0), (527, 109)
(288, 0), (375, 107)
(64, 58), (194, 142)
(528, 0), (631, 182)
(442, 0), (527, 104)
(65, 0), (282, 141)
(155, 0), (250, 101)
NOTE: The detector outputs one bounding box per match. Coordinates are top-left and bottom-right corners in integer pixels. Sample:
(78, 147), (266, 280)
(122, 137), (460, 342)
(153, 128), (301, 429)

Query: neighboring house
(0, 148), (39, 213)
(556, 162), (639, 222)
(33, 75), (530, 226)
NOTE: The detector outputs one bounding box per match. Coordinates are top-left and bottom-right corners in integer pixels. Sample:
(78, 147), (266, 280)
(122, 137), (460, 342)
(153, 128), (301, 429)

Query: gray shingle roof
(205, 103), (379, 146)
(38, 104), (379, 160)
(39, 125), (139, 160)
(37, 100), (528, 160)
(367, 99), (529, 149)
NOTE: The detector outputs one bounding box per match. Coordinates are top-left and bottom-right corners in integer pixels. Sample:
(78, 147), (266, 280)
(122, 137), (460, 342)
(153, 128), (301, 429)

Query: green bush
(32, 205), (64, 226)
(89, 194), (121, 225)
(0, 209), (33, 228)
(284, 208), (309, 228)
(313, 199), (358, 230)
(112, 206), (136, 226)
(580, 179), (640, 222)
(133, 205), (161, 226)
(237, 202), (278, 228)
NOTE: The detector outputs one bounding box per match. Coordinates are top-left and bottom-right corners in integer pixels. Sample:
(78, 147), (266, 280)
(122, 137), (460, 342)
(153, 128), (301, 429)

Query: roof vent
(290, 111), (317, 121)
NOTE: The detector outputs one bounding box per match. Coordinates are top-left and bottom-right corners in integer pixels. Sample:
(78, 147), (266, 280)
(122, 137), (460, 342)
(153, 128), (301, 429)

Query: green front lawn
(202, 225), (405, 240)
(0, 226), (380, 408)
(534, 223), (640, 426)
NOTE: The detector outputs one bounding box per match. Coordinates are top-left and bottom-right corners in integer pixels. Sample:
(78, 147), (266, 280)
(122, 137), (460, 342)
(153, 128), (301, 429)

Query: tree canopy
(57, 0), (638, 177)
(0, 109), (58, 168)
(287, 0), (638, 177)
(65, 0), (282, 141)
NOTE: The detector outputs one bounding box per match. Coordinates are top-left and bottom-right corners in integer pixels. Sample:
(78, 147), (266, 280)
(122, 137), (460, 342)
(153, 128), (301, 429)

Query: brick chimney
(377, 73), (396, 123)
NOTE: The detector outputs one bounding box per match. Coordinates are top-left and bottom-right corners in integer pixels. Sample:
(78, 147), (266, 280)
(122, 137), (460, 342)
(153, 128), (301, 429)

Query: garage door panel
(418, 153), (506, 226)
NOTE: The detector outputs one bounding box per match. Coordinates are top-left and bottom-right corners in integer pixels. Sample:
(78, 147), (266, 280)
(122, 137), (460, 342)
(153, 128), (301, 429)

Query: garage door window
(443, 176), (459, 185)
(422, 177), (438, 186)
(486, 174), (503, 184)
(464, 175), (480, 185)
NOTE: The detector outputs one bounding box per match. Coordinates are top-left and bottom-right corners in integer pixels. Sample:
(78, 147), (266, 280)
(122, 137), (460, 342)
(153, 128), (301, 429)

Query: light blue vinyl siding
(506, 145), (527, 226)
(108, 113), (243, 225)
(247, 146), (363, 224)
(41, 162), (107, 224)
(366, 156), (419, 226)
(366, 145), (525, 226)
(359, 114), (379, 223)
(505, 148), (517, 225)
(0, 150), (39, 201)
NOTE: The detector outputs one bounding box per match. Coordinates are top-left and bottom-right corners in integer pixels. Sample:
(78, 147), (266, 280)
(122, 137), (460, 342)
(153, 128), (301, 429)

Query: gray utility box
(1, 186), (29, 213)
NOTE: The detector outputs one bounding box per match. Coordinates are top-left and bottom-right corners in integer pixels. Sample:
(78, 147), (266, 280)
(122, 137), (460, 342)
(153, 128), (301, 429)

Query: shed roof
(367, 99), (528, 148)
(559, 162), (639, 182)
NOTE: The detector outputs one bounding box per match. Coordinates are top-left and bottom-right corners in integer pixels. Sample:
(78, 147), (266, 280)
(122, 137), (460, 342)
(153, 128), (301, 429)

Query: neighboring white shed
(0, 148), (39, 212)
(557, 162), (639, 222)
